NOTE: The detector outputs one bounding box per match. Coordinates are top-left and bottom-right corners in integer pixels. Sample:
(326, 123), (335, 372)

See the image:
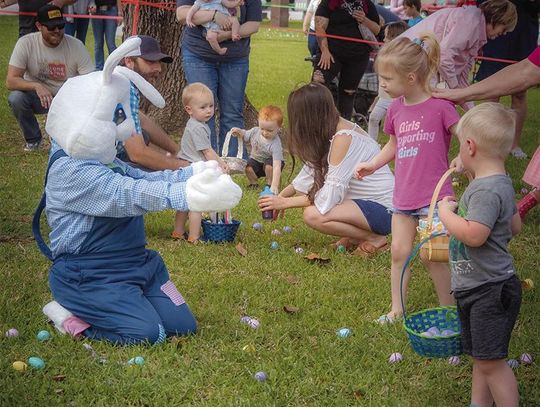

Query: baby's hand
(438, 196), (458, 213)
(355, 162), (376, 180)
(230, 127), (243, 137)
(186, 16), (195, 28)
(450, 156), (464, 173)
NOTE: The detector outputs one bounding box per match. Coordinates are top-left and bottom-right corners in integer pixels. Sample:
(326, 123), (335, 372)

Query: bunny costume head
(45, 37), (165, 164)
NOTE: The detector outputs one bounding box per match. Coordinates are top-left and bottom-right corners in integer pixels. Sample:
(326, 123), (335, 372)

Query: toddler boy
(438, 103), (522, 407)
(174, 82), (228, 242)
(231, 105), (285, 193)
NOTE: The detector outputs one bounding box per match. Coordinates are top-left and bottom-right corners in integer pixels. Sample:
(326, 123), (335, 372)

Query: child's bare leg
(264, 164), (273, 187)
(231, 17), (241, 41)
(472, 359), (519, 407)
(173, 211), (188, 238)
(245, 165), (259, 186)
(388, 214), (418, 319)
(206, 30), (227, 55)
(420, 257), (454, 306)
(188, 211), (202, 241)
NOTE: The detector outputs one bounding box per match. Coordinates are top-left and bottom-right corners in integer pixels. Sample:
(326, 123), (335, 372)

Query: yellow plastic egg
(12, 361), (27, 371)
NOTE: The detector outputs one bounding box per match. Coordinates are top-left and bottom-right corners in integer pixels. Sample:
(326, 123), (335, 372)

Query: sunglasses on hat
(44, 23), (65, 31)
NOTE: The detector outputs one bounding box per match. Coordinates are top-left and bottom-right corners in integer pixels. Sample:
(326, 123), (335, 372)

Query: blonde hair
(480, 0), (517, 32)
(456, 102), (515, 159)
(375, 34), (440, 92)
(182, 82), (213, 107)
(259, 105), (284, 127)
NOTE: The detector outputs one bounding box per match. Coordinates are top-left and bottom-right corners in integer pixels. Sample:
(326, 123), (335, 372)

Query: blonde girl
(356, 35), (459, 324)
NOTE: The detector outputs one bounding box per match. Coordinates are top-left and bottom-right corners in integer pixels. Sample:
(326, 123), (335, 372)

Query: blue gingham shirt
(116, 82), (143, 158)
(45, 141), (192, 257)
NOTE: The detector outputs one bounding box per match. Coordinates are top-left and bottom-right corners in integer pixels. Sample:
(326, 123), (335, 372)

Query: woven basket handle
(222, 130), (244, 159)
(426, 167), (456, 230)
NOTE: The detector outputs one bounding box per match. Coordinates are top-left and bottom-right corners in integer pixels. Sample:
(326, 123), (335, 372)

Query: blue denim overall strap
(32, 149), (68, 261)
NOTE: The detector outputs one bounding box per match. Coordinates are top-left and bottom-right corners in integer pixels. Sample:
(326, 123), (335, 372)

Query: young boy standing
(174, 82), (228, 242)
(438, 103), (522, 407)
(231, 105), (285, 194)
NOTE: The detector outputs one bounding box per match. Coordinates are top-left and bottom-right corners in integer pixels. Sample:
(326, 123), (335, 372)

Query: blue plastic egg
(128, 356), (145, 366)
(28, 357), (45, 369)
(37, 330), (51, 342)
(252, 223), (263, 231)
(336, 328), (351, 338)
(270, 241), (279, 250)
(282, 226), (292, 233)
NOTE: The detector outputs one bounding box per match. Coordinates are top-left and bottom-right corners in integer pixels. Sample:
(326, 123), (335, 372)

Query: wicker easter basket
(418, 168), (456, 263)
(221, 131), (247, 175)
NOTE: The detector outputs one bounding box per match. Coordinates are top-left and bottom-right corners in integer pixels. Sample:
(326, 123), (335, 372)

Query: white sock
(43, 301), (73, 334)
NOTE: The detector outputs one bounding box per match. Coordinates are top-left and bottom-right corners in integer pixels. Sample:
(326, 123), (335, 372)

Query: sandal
(374, 313), (401, 325)
(171, 231), (188, 240)
(186, 236), (200, 245)
(352, 241), (389, 258)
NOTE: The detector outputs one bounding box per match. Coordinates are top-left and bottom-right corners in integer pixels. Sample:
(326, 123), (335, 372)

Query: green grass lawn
(1, 16), (539, 406)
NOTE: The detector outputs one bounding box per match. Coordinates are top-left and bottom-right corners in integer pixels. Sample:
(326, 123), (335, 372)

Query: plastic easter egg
(271, 229), (281, 236)
(521, 188), (529, 195)
(28, 357), (45, 369)
(5, 328), (19, 337)
(452, 181), (460, 188)
(295, 247), (304, 255)
(242, 344), (256, 353)
(128, 356), (145, 366)
(440, 329), (456, 337)
(282, 226), (292, 233)
(520, 353), (533, 365)
(252, 223), (263, 231)
(37, 330), (51, 342)
(448, 356), (461, 366)
(389, 352), (403, 363)
(507, 359), (519, 369)
(336, 328), (351, 338)
(421, 331), (433, 337)
(248, 318), (260, 329)
(336, 245), (346, 253)
(427, 326), (441, 337)
(12, 361), (27, 371)
(270, 241), (279, 250)
(523, 278), (534, 289)
(254, 371), (267, 382)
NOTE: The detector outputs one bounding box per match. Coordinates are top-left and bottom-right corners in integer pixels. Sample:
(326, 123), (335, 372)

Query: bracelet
(212, 10), (217, 22)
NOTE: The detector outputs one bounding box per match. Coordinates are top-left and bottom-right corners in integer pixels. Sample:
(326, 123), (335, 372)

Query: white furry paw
(43, 301), (73, 334)
(186, 168), (242, 212)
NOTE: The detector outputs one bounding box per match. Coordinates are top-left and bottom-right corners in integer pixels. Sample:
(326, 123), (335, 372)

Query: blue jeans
(8, 90), (48, 143)
(65, 16), (90, 44)
(182, 47), (249, 157)
(91, 6), (118, 70)
(308, 29), (319, 57)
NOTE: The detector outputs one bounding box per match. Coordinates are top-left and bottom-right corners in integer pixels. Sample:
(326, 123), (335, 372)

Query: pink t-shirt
(384, 97), (460, 210)
(528, 46), (540, 67)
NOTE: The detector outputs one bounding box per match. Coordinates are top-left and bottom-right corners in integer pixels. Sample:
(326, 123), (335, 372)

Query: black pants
(312, 51), (369, 120)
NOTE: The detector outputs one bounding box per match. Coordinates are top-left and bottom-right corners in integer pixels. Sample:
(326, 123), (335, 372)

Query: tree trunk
(122, 0), (258, 138)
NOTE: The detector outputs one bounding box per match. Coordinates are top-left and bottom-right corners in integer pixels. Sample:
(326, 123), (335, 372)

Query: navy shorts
(454, 275), (521, 360)
(247, 157), (285, 178)
(352, 199), (392, 236)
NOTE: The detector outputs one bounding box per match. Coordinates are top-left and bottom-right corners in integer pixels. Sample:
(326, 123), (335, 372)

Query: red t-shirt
(528, 46), (540, 67)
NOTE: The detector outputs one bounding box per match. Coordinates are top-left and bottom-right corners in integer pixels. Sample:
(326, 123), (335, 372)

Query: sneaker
(43, 300), (73, 334)
(24, 140), (42, 152)
(511, 147), (528, 159)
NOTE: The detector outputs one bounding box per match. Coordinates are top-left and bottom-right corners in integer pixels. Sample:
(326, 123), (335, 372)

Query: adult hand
(438, 196), (458, 213)
(302, 25), (309, 35)
(35, 83), (54, 109)
(318, 49), (334, 70)
(214, 12), (232, 31)
(449, 156), (464, 173)
(355, 162), (376, 180)
(432, 87), (468, 106)
(352, 9), (366, 24)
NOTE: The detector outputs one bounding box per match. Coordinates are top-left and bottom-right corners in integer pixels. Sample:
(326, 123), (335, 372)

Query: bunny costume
(34, 38), (242, 345)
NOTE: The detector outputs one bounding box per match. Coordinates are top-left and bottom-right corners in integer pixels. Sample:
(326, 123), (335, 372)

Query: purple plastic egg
(448, 356), (461, 366)
(252, 223), (263, 231)
(507, 359), (519, 369)
(5, 328), (19, 338)
(248, 319), (260, 329)
(521, 188), (529, 195)
(421, 331), (433, 337)
(254, 371), (267, 382)
(427, 326), (441, 337)
(441, 329), (455, 337)
(520, 353), (533, 365)
(271, 229), (281, 236)
(282, 226), (292, 233)
(389, 352), (403, 363)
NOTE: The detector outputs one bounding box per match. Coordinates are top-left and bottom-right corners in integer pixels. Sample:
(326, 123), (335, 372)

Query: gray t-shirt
(244, 127), (284, 163)
(178, 118), (212, 163)
(449, 175), (517, 291)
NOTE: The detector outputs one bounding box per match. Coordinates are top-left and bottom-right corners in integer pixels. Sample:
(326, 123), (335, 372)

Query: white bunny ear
(102, 37), (142, 85)
(114, 66), (165, 108)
